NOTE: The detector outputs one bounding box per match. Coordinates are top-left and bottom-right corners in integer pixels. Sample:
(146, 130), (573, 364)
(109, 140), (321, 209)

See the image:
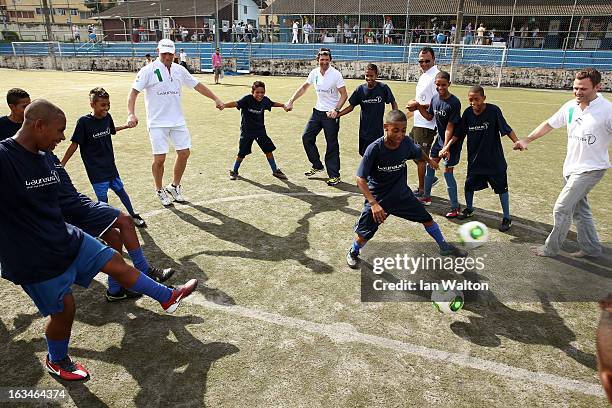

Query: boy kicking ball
(457, 86), (519, 232)
(222, 81), (288, 180)
(346, 110), (466, 269)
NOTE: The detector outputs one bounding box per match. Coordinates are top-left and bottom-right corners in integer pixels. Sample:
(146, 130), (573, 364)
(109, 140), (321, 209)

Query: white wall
(236, 0), (260, 27)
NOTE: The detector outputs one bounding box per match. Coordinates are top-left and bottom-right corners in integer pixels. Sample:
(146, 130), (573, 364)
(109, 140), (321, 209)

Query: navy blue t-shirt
(0, 138), (83, 285)
(71, 113), (119, 184)
(428, 94), (462, 149)
(460, 103), (513, 175)
(236, 95), (274, 137)
(348, 82), (395, 140)
(357, 137), (422, 203)
(0, 116), (22, 141)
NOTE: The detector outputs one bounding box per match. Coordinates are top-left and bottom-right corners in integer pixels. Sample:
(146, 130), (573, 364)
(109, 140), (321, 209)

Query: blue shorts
(465, 172), (508, 194)
(430, 137), (463, 168)
(92, 177), (124, 198)
(355, 194), (433, 240)
(64, 202), (120, 238)
(238, 133), (276, 158)
(21, 233), (116, 316)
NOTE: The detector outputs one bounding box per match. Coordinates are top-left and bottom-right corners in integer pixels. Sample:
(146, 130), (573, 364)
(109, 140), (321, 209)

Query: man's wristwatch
(334, 108), (341, 113)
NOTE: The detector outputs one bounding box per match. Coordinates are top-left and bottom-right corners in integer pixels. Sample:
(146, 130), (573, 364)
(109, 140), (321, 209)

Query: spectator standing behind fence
(476, 23), (486, 45)
(212, 47), (223, 84)
(344, 23), (352, 43)
(72, 25), (80, 42)
(179, 49), (188, 71)
(139, 25), (147, 42)
(303, 22), (313, 44)
(222, 22), (229, 42)
(384, 18), (394, 44)
(292, 21), (299, 43)
(532, 25), (540, 48)
(463, 23), (473, 44)
(519, 22), (528, 48)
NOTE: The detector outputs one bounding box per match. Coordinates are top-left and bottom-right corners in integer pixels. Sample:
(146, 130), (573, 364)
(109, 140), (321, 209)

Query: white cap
(157, 39), (175, 54)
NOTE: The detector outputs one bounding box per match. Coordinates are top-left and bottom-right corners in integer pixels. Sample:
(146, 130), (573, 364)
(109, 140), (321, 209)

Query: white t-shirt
(547, 95), (612, 177)
(179, 51), (187, 62)
(307, 66), (346, 112)
(413, 65), (439, 129)
(292, 23), (298, 34)
(132, 58), (199, 128)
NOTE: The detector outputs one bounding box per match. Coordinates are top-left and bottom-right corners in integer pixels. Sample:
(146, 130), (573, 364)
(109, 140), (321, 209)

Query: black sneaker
(499, 217), (512, 232)
(457, 208), (474, 220)
(147, 266), (175, 283)
(105, 288), (143, 302)
(346, 249), (360, 269)
(272, 169), (288, 179)
(304, 167), (324, 177)
(440, 244), (468, 257)
(229, 170), (238, 180)
(131, 213), (147, 228)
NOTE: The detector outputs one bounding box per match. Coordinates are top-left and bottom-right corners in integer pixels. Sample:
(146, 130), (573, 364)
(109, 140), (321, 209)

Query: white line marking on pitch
(187, 293), (603, 397)
(142, 192), (556, 237)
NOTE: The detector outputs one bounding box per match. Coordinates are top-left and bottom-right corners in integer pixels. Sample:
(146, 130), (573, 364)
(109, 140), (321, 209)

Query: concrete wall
(250, 59), (612, 91)
(0, 55), (236, 73)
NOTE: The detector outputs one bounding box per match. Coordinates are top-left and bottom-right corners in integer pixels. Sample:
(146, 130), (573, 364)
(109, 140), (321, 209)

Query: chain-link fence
(1, 0), (611, 71)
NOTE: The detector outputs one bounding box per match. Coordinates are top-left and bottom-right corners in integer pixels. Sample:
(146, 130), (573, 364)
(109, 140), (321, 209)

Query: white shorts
(148, 126), (191, 155)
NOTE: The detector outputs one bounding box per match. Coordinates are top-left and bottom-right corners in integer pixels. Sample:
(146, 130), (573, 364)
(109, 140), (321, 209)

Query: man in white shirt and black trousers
(285, 48), (348, 186)
(514, 68), (612, 258)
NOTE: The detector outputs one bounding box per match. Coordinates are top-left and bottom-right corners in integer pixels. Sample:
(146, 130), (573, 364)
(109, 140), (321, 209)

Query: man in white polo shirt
(285, 48), (348, 186)
(406, 46), (440, 197)
(127, 39), (224, 206)
(514, 68), (612, 257)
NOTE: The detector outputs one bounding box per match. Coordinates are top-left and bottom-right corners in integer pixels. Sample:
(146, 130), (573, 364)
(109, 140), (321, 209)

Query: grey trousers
(542, 169), (606, 256)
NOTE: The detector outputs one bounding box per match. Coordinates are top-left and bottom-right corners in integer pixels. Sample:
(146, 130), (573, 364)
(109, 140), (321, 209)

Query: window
(80, 11), (91, 20)
(244, 6), (247, 14)
(35, 7), (43, 15)
(55, 8), (66, 16)
(70, 9), (78, 16)
(7, 10), (34, 19)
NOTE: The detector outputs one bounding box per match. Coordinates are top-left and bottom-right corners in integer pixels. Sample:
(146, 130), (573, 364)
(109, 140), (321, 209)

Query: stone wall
(251, 59), (612, 91)
(0, 55), (236, 73)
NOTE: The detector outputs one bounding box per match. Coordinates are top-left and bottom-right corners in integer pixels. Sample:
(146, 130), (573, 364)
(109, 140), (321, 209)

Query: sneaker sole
(152, 269), (175, 283)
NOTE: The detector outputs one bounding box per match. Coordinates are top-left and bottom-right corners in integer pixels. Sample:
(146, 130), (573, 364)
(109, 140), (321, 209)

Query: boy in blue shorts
(415, 71), (464, 217)
(0, 100), (198, 381)
(457, 85), (519, 232)
(61, 87), (146, 227)
(346, 110), (466, 268)
(223, 81), (288, 180)
(338, 63), (397, 156)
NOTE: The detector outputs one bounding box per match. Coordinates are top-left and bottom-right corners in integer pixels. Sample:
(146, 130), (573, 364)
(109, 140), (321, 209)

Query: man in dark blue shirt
(346, 110), (466, 268)
(338, 63), (397, 156)
(457, 86), (519, 232)
(416, 71), (464, 217)
(222, 81), (288, 180)
(0, 88), (30, 141)
(0, 99), (197, 381)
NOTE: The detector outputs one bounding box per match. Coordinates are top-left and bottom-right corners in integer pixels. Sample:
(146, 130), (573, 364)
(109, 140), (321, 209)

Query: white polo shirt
(413, 65), (439, 129)
(547, 95), (612, 177)
(307, 66), (345, 112)
(131, 58), (199, 128)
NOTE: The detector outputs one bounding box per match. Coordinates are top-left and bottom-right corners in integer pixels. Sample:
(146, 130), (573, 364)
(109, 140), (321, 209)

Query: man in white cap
(127, 39), (224, 206)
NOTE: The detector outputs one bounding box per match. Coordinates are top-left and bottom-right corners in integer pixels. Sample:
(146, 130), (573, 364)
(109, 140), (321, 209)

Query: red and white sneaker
(419, 197), (432, 206)
(45, 355), (89, 381)
(161, 279), (198, 314)
(445, 208), (461, 218)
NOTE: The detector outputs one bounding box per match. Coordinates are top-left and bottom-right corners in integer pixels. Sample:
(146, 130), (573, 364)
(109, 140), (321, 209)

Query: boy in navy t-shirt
(61, 87), (145, 227)
(223, 81), (288, 180)
(415, 71), (464, 217)
(338, 63), (397, 156)
(0, 88), (30, 140)
(0, 100), (197, 381)
(457, 86), (519, 232)
(346, 110), (466, 268)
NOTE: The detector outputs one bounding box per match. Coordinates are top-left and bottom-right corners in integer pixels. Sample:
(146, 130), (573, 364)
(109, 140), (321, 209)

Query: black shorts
(63, 202), (120, 238)
(238, 133), (276, 158)
(354, 194), (433, 240)
(465, 172), (508, 194)
(430, 137), (463, 167)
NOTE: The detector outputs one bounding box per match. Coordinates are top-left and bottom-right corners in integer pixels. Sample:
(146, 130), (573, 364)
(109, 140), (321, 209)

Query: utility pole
(41, 0), (54, 41)
(450, 0), (465, 83)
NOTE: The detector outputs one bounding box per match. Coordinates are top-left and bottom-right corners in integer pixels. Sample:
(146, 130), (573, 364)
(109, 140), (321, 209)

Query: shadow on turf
(426, 196), (612, 277)
(138, 228), (236, 306)
(4, 281), (240, 407)
(363, 261), (597, 371)
(169, 201), (335, 274)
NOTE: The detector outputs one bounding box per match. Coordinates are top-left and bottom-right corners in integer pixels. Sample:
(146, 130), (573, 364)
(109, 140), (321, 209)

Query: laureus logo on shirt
(25, 171), (60, 189)
(247, 108), (263, 114)
(92, 128), (111, 139)
(377, 162), (406, 172)
(363, 96), (383, 104)
(468, 122), (489, 132)
(434, 109), (447, 117)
